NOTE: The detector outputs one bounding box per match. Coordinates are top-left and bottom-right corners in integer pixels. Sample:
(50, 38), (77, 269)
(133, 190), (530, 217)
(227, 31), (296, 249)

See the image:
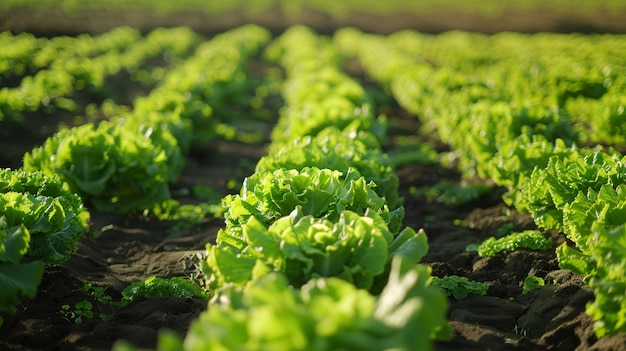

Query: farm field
(2, 3), (626, 351)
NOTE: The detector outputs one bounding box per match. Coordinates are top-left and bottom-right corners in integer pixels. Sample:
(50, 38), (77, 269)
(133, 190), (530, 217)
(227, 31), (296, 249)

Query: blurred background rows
(2, 0), (626, 35)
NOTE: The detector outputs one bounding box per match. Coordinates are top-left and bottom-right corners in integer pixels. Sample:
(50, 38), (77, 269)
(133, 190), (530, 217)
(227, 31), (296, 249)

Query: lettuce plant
(477, 230), (552, 258)
(221, 167), (403, 239)
(488, 135), (577, 208)
(522, 149), (626, 231)
(557, 185), (626, 337)
(562, 184), (626, 254)
(23, 121), (171, 214)
(203, 208), (427, 292)
(522, 276), (545, 295)
(432, 275), (488, 299)
(1, 169), (89, 326)
(256, 126), (401, 210)
(121, 276), (208, 302)
(584, 223), (626, 337)
(135, 257), (449, 351)
(0, 168), (90, 264)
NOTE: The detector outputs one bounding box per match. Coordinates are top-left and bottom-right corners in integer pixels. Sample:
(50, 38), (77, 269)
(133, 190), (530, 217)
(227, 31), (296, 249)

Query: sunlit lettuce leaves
(256, 126), (401, 211)
(443, 101), (577, 179)
(477, 230), (552, 258)
(203, 208), (427, 292)
(585, 223), (626, 337)
(23, 121), (171, 214)
(556, 185), (626, 337)
(1, 169), (88, 327)
(521, 149), (626, 231)
(0, 169), (89, 264)
(488, 135), (577, 208)
(165, 256), (449, 351)
(563, 184), (626, 254)
(221, 167), (403, 240)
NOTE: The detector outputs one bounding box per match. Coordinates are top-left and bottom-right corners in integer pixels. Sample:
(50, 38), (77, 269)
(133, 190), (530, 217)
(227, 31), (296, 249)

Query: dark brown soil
(2, 6), (626, 351)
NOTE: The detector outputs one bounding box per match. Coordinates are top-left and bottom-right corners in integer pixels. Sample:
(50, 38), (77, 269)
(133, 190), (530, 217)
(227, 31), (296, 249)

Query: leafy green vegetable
(256, 126), (401, 210)
(0, 168), (90, 264)
(148, 257), (449, 351)
(0, 260), (44, 326)
(1, 169), (88, 327)
(432, 275), (488, 299)
(203, 208), (427, 292)
(522, 149), (626, 231)
(23, 121), (171, 214)
(118, 108), (187, 182)
(488, 135), (577, 208)
(522, 276), (545, 295)
(222, 167), (403, 238)
(477, 230), (552, 258)
(584, 223), (626, 337)
(121, 276), (208, 302)
(562, 184), (626, 254)
(411, 181), (492, 206)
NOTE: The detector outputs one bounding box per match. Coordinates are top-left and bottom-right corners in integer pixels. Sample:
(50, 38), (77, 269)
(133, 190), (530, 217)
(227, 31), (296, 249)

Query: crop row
(335, 27), (626, 337)
(1, 27), (141, 76)
(0, 26), (201, 121)
(114, 25), (451, 350)
(0, 24), (269, 328)
(3, 0), (625, 22)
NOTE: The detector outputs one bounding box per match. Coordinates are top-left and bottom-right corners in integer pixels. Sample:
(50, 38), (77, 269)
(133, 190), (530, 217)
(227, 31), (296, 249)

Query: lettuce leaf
(477, 230), (553, 258)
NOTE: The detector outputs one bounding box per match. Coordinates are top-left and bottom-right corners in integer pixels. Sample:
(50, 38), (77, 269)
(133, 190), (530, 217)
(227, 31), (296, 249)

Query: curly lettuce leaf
(488, 135), (577, 208)
(0, 219), (29, 264)
(563, 184), (626, 253)
(206, 209), (392, 290)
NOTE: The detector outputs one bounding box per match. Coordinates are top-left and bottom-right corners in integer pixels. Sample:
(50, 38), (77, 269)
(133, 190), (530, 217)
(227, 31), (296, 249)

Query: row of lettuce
(3, 0), (625, 22)
(0, 26), (201, 121)
(116, 25), (450, 351)
(334, 28), (626, 337)
(0, 24), (269, 327)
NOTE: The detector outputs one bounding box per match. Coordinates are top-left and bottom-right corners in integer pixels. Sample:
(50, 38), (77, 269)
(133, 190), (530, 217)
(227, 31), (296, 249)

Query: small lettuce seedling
(477, 230), (553, 258)
(522, 276), (545, 295)
(432, 275), (488, 299)
(121, 276), (208, 302)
